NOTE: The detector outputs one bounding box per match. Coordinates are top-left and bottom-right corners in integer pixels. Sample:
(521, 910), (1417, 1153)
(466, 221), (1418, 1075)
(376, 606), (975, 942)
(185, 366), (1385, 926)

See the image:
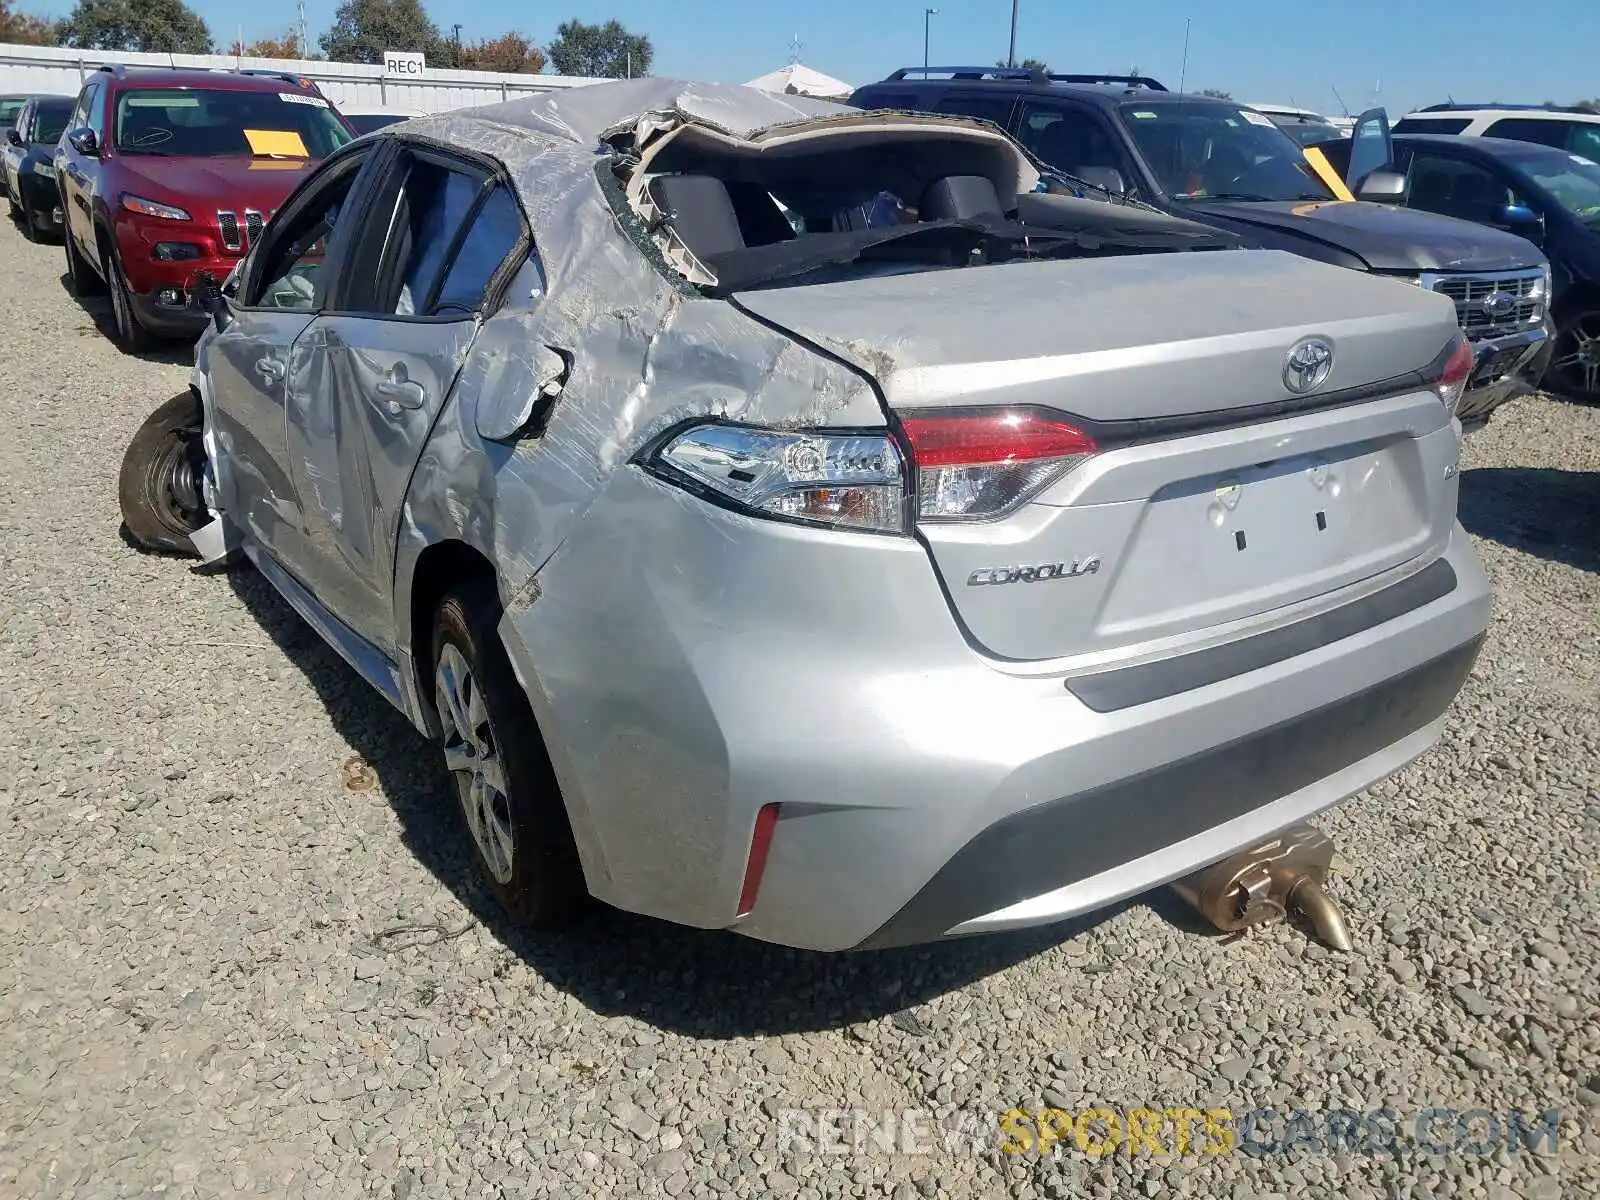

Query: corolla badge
(1481, 291), (1517, 319)
(1283, 337), (1335, 394)
(967, 558), (1102, 586)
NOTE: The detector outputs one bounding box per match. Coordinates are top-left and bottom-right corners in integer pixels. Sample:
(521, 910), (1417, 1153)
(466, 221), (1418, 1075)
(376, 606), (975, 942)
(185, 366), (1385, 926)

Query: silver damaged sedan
(117, 79), (1492, 952)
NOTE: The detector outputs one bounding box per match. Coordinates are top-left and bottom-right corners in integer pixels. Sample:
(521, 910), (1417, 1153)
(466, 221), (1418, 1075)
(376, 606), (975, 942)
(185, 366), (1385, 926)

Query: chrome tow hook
(1169, 823), (1353, 952)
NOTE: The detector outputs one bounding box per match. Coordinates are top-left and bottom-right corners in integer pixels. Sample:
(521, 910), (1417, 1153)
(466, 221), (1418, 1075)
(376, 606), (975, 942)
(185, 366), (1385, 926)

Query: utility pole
(452, 24), (463, 68)
(924, 8), (937, 71)
(1007, 0), (1019, 68)
(296, 0), (307, 56)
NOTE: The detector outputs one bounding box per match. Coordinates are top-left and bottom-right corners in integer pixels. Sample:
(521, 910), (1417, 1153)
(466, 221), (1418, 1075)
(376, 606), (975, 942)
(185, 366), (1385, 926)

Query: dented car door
(204, 141), (387, 571)
(282, 146), (529, 651)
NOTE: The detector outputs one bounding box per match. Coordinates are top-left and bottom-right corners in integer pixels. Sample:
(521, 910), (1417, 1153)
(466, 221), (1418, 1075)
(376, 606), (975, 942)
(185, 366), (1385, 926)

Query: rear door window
(1484, 118), (1569, 149)
(853, 89), (922, 112)
(390, 161), (480, 314)
(362, 151), (526, 319)
(432, 185), (526, 316)
(1565, 124), (1600, 163)
(932, 93), (1018, 130)
(1392, 117), (1470, 135)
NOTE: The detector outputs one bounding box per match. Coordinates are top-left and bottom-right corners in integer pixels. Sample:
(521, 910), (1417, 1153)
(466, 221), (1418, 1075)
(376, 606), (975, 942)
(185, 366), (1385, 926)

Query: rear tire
(19, 199), (38, 242)
(432, 578), (586, 927)
(118, 390), (207, 556)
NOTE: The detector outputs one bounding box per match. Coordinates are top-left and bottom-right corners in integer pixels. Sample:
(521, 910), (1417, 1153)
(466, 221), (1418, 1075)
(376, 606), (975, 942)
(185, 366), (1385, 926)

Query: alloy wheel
(1549, 310), (1600, 400)
(435, 643), (515, 884)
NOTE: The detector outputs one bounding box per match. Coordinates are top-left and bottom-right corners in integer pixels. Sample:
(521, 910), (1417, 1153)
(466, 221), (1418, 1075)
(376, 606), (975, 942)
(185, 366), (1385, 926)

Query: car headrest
(1034, 121), (1092, 170)
(920, 175), (1004, 220)
(647, 174), (746, 260)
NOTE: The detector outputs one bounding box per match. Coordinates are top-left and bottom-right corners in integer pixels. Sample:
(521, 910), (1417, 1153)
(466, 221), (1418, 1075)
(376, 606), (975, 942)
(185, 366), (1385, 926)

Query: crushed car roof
(458, 78), (853, 147)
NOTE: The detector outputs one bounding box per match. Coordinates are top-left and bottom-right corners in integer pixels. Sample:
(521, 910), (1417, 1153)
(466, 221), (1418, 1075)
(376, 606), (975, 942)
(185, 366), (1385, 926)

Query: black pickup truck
(851, 67), (1554, 429)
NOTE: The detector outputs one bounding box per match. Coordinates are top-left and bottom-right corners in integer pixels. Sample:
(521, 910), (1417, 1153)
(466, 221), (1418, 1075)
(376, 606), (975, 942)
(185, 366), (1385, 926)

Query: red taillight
(900, 409), (1099, 467)
(736, 803), (781, 918)
(1435, 338), (1475, 415)
(899, 408), (1100, 521)
(1440, 336), (1472, 416)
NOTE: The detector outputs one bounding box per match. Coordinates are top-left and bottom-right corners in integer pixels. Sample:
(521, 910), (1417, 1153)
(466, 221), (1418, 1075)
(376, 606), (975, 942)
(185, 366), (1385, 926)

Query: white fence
(0, 42), (605, 115)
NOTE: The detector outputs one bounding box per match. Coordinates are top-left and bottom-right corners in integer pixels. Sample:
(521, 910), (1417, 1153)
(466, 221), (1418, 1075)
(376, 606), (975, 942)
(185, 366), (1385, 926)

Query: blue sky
(31, 0), (1600, 117)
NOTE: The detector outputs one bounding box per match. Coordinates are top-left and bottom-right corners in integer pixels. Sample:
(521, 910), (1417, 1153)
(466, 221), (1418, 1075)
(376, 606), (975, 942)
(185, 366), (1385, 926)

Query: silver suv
(118, 80), (1491, 952)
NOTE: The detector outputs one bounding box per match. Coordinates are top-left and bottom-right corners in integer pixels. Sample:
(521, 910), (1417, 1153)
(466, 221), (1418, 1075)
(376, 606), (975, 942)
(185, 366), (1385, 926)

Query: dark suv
(54, 65), (354, 351)
(851, 67), (1555, 429)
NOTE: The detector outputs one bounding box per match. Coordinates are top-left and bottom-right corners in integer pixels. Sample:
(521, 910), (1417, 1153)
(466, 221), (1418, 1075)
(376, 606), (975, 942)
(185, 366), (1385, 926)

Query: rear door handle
(375, 379), (427, 411)
(255, 356), (285, 383)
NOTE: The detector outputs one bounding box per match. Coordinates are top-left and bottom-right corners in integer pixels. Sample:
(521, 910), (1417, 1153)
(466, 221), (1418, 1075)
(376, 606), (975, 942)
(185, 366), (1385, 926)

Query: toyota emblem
(1284, 337), (1335, 394)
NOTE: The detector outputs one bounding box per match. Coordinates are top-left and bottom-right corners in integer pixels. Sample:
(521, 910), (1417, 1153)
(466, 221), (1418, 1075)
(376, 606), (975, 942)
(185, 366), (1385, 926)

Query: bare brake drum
(1169, 824), (1353, 951)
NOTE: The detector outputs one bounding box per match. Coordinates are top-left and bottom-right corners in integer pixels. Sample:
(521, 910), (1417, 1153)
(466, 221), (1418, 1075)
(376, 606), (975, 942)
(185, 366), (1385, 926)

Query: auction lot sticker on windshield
(279, 92), (329, 108)
(1241, 110), (1276, 127)
(1129, 110), (1157, 120)
(1573, 155), (1596, 166)
(245, 129), (309, 157)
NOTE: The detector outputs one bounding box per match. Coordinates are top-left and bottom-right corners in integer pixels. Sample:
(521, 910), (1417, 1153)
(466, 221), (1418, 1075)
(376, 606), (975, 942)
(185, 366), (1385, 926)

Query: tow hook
(1169, 824), (1353, 951)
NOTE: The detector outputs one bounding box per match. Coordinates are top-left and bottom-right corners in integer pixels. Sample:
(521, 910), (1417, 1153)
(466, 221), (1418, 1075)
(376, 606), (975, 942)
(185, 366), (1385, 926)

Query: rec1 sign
(383, 51), (426, 77)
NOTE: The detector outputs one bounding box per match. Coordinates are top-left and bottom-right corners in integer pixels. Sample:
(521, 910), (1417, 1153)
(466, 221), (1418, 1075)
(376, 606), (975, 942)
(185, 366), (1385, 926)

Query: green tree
(996, 57), (1049, 72)
(57, 0), (211, 52)
(547, 19), (651, 78)
(1200, 87), (1232, 100)
(320, 0), (444, 65)
(0, 0), (57, 44)
(229, 29), (306, 58)
(461, 31), (546, 74)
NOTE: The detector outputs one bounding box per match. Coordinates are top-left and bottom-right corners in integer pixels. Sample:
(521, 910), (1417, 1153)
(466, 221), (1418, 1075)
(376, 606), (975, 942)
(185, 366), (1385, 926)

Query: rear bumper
(857, 630), (1481, 948)
(505, 463), (1492, 953)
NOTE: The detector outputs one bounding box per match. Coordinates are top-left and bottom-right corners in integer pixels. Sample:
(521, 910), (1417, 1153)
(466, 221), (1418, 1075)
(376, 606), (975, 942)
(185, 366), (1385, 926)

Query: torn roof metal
(402, 78), (1040, 296)
(457, 78), (854, 147)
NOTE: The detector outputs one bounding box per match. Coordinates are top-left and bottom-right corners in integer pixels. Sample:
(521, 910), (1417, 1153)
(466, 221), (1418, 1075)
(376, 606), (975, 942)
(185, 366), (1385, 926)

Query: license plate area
(1098, 442), (1430, 637)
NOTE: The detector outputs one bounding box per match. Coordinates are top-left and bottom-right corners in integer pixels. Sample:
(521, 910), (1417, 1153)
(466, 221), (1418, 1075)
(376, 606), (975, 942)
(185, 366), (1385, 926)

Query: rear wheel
(19, 197), (38, 242)
(432, 578), (586, 927)
(1546, 308), (1600, 403)
(118, 390), (207, 556)
(103, 237), (153, 353)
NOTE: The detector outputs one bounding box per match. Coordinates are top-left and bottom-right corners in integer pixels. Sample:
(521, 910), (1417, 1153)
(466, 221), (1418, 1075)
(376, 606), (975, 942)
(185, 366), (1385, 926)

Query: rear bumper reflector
(736, 803), (781, 918)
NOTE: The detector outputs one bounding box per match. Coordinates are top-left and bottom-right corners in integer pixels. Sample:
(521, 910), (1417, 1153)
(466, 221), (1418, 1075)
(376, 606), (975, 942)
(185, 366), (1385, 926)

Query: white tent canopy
(743, 63), (853, 100)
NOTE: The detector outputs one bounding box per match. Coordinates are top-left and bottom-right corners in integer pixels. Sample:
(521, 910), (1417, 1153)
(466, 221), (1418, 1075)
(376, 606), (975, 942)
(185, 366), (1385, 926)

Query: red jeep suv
(54, 65), (354, 350)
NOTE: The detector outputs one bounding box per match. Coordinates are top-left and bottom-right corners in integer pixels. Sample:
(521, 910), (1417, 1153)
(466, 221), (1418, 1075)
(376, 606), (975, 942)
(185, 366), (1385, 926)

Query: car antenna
(1178, 18), (1190, 95)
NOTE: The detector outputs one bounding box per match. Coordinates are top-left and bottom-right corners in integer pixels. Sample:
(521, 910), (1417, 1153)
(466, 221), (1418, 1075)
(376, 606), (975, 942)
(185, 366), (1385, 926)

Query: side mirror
(1356, 170), (1407, 202)
(1497, 203), (1544, 234)
(66, 127), (98, 156)
(5, 128), (21, 147)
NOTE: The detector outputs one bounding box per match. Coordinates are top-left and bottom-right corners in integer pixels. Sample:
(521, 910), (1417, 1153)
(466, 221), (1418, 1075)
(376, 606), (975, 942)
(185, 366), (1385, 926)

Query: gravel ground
(1, 213), (1597, 1200)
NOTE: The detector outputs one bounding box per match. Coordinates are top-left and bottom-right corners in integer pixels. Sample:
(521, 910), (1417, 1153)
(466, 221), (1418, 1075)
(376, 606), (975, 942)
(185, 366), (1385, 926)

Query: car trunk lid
(732, 249), (1463, 663)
